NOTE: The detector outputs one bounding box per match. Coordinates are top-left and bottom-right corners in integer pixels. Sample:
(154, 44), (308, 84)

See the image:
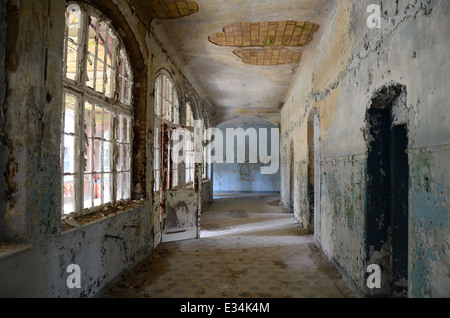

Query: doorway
(307, 111), (319, 234)
(366, 86), (409, 297)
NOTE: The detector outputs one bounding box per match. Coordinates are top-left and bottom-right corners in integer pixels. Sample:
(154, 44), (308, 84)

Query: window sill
(61, 199), (147, 234)
(0, 242), (32, 260)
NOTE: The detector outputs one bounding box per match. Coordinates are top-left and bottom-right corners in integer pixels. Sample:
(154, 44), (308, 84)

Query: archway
(307, 109), (320, 234)
(366, 85), (409, 297)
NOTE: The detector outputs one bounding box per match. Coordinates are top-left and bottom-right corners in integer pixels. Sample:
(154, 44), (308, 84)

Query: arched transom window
(61, 3), (134, 217)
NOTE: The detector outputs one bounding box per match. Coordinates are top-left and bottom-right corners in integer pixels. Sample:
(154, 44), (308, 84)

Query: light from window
(62, 4), (133, 217)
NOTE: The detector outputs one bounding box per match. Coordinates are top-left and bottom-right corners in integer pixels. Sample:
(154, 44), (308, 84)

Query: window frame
(154, 72), (181, 191)
(61, 3), (134, 218)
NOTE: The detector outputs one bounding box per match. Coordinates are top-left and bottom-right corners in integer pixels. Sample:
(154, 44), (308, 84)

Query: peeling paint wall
(0, 0), (214, 297)
(0, 0), (7, 241)
(281, 0), (450, 297)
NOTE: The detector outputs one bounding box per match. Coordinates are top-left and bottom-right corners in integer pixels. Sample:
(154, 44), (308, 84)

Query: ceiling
(144, 0), (334, 125)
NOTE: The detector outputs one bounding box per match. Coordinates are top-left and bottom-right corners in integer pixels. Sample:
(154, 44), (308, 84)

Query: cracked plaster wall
(0, 0), (214, 297)
(280, 0), (449, 297)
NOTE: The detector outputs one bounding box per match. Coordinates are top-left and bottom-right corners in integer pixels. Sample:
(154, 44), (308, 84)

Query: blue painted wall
(213, 118), (280, 193)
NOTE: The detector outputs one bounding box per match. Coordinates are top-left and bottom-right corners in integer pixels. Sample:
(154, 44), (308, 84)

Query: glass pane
(86, 53), (95, 89)
(105, 66), (112, 98)
(93, 140), (101, 172)
(154, 148), (160, 169)
(103, 173), (111, 204)
(103, 110), (111, 140)
(106, 32), (116, 67)
(88, 16), (97, 56)
(84, 101), (93, 137)
(85, 138), (92, 172)
(122, 116), (129, 142)
(93, 173), (102, 206)
(118, 76), (124, 104)
(67, 5), (81, 42)
(122, 172), (130, 200)
(65, 41), (78, 81)
(122, 144), (130, 171)
(96, 60), (105, 93)
(64, 94), (76, 134)
(94, 106), (102, 138)
(63, 134), (75, 174)
(97, 21), (107, 63)
(103, 141), (111, 172)
(125, 80), (132, 105)
(116, 172), (123, 201)
(84, 174), (93, 209)
(63, 175), (75, 215)
(117, 143), (123, 171)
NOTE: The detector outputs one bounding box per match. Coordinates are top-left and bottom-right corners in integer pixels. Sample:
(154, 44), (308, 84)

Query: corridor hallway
(106, 195), (355, 298)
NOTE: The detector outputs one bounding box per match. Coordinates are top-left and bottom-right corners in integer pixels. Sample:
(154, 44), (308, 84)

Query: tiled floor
(105, 194), (355, 298)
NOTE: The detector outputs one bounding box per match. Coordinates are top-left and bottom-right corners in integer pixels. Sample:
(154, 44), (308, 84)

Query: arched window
(154, 73), (180, 190)
(61, 4), (134, 217)
(154, 74), (180, 125)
